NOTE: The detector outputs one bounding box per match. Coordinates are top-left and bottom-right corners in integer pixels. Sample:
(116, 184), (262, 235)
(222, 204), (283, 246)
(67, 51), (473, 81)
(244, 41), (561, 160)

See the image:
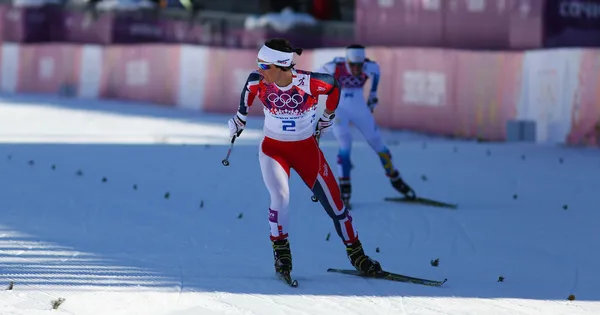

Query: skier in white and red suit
(227, 38), (382, 278)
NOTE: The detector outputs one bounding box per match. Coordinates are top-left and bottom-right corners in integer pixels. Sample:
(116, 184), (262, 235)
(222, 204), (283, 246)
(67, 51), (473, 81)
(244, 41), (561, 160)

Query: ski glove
(315, 111), (335, 135)
(228, 112), (247, 139)
(367, 92), (378, 112)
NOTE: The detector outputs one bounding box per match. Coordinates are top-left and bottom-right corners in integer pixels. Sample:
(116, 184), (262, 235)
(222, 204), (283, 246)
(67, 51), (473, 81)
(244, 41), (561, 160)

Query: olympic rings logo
(339, 75), (366, 87)
(267, 93), (304, 109)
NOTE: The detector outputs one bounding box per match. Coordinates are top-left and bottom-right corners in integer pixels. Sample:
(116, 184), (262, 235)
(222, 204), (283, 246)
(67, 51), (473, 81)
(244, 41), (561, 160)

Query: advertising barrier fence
(3, 1), (600, 49)
(0, 4), (354, 49)
(0, 43), (598, 146)
(544, 0), (600, 48)
(355, 0), (545, 50)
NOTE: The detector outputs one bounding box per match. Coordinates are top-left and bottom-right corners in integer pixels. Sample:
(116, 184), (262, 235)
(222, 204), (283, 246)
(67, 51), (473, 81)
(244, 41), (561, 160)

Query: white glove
(315, 111), (335, 136)
(367, 92), (378, 112)
(228, 112), (247, 139)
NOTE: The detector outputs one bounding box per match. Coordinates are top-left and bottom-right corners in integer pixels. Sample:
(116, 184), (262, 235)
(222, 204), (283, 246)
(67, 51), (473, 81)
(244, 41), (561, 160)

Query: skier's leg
(289, 137), (355, 244)
(352, 104), (396, 176)
(353, 106), (416, 198)
(259, 137), (293, 273)
(291, 137), (382, 274)
(331, 107), (353, 205)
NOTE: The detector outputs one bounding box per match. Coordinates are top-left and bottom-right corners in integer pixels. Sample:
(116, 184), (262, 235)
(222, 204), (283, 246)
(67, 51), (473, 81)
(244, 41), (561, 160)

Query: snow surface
(0, 94), (599, 315)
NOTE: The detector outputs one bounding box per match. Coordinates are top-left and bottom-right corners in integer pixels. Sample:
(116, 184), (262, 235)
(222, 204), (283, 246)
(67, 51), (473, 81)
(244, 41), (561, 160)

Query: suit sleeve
(238, 72), (261, 115)
(309, 72), (341, 112)
(367, 62), (380, 94)
(316, 62), (336, 75)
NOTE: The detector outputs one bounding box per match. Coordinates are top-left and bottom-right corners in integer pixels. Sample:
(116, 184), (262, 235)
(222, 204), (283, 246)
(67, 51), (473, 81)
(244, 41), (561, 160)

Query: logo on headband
(277, 59), (290, 64)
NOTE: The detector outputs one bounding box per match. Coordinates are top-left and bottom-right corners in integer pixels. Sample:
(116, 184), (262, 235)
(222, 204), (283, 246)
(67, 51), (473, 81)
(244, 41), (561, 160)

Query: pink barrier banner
(17, 44), (79, 95)
(202, 47), (314, 116)
(567, 50), (600, 146)
(368, 48), (522, 140)
(202, 48), (259, 114)
(100, 45), (179, 105)
(454, 51), (522, 140)
(387, 48), (458, 137)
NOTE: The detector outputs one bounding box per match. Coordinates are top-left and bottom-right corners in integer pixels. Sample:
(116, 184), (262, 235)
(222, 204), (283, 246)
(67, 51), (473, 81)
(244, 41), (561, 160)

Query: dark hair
(346, 44), (365, 49)
(264, 38), (303, 71)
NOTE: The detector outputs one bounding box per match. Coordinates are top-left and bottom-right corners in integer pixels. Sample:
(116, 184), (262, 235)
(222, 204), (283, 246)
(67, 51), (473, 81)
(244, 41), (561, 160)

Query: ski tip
(291, 280), (299, 287)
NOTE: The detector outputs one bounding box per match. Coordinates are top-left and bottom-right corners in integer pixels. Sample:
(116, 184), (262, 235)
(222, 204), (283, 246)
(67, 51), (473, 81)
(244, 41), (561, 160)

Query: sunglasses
(257, 61), (272, 70)
(349, 62), (364, 67)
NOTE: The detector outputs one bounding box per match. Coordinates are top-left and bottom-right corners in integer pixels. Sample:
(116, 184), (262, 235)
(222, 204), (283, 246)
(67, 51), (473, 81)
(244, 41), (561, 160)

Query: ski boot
(346, 240), (382, 275)
(272, 239), (292, 274)
(339, 177), (352, 210)
(389, 170), (416, 200)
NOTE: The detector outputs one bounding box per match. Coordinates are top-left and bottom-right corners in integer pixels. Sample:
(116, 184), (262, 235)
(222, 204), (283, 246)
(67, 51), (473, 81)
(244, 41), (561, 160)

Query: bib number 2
(282, 120), (296, 131)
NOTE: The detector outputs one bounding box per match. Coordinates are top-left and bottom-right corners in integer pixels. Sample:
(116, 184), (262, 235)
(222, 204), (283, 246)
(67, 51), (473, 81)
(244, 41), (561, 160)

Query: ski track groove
(497, 299), (546, 315)
(563, 246), (580, 295)
(351, 270), (399, 315)
(457, 221), (476, 254)
(448, 215), (476, 254)
(382, 294), (404, 315)
(571, 263), (580, 295)
(412, 302), (451, 315)
(175, 235), (189, 308)
(424, 210), (432, 245)
(262, 287), (314, 315)
(199, 292), (260, 315)
(238, 276), (289, 313)
(391, 210), (414, 250)
(298, 295), (347, 315)
(175, 267), (184, 307)
(396, 296), (407, 315)
(325, 273), (385, 314)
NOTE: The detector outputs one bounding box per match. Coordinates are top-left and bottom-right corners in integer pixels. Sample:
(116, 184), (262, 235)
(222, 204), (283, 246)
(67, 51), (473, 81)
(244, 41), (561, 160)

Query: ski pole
(221, 135), (237, 166)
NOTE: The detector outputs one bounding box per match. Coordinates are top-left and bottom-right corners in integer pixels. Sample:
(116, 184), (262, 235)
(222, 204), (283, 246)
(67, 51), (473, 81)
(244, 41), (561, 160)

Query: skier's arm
(228, 72), (261, 139)
(316, 62), (335, 76)
(366, 62), (380, 111)
(238, 72), (261, 116)
(367, 61), (380, 98)
(309, 72), (341, 114)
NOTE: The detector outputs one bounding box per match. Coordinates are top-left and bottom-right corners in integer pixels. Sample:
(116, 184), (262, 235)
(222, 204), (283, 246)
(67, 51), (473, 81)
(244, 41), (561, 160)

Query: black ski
(327, 268), (447, 287)
(384, 196), (458, 209)
(277, 272), (298, 287)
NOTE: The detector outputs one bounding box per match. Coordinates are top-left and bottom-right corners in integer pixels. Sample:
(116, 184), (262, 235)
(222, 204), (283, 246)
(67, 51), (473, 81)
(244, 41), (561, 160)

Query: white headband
(257, 45), (294, 67)
(346, 48), (365, 63)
